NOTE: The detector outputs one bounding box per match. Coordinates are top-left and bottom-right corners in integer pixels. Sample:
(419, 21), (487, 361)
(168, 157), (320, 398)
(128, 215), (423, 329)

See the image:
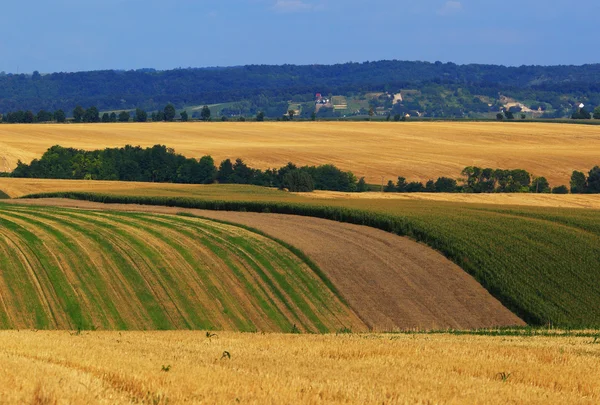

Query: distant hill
(2, 60), (600, 118)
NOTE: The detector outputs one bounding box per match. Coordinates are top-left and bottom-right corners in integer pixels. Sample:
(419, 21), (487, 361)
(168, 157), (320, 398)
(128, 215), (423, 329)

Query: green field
(23, 186), (600, 328)
(0, 203), (360, 331)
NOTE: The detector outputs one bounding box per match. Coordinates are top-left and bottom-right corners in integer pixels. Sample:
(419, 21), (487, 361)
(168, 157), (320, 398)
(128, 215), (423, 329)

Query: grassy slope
(23, 187), (600, 328)
(0, 204), (362, 332)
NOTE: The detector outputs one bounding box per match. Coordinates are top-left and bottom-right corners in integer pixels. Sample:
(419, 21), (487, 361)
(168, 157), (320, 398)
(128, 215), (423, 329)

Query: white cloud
(272, 0), (321, 13)
(437, 1), (462, 16)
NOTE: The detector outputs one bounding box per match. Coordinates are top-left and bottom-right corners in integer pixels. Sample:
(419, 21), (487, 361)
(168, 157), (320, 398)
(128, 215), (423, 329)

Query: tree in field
(287, 109), (295, 120)
(384, 180), (396, 192)
(356, 177), (368, 192)
(36, 110), (53, 123)
(496, 113), (504, 121)
(164, 104), (176, 122)
(83, 107), (100, 123)
(101, 113), (111, 123)
(587, 166), (600, 193)
(521, 113), (526, 120)
(200, 105), (211, 121)
(180, 110), (189, 122)
(570, 170), (587, 194)
(256, 111), (265, 122)
(530, 177), (551, 193)
(283, 170), (314, 192)
(552, 185), (569, 194)
(23, 111), (35, 123)
(217, 159), (234, 183)
(118, 111), (130, 122)
(572, 108), (591, 119)
(109, 112), (117, 122)
(73, 106), (85, 123)
(396, 177), (408, 192)
(135, 108), (147, 122)
(425, 180), (436, 192)
(504, 110), (514, 120)
(434, 177), (458, 192)
(54, 110), (66, 123)
(394, 114), (401, 121)
(593, 106), (600, 119)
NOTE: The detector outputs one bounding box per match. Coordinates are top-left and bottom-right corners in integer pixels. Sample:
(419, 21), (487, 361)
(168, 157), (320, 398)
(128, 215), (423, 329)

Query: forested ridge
(3, 60), (600, 117)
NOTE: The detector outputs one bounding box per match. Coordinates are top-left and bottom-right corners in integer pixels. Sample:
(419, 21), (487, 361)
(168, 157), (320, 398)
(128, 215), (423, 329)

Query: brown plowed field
(10, 199), (525, 330)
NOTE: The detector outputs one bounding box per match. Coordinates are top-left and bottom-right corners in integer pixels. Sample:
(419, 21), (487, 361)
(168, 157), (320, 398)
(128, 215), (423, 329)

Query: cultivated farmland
(16, 193), (600, 329)
(1, 330), (599, 404)
(0, 204), (363, 332)
(3, 178), (600, 209)
(1, 122), (599, 185)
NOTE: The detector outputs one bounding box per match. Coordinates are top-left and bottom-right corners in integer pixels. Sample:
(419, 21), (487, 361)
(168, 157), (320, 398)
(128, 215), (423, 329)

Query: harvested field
(0, 122), (599, 184)
(0, 203), (361, 332)
(3, 178), (600, 209)
(7, 199), (525, 331)
(1, 330), (599, 404)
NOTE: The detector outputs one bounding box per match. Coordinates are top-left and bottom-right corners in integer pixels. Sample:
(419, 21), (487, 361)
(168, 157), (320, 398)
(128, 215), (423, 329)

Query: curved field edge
(20, 192), (600, 328)
(0, 203), (363, 332)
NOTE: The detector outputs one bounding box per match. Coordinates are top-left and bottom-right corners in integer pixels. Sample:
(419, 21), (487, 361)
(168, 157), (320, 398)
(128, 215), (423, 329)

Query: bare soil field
(1, 330), (598, 404)
(3, 178), (600, 209)
(0, 122), (598, 184)
(8, 199), (525, 331)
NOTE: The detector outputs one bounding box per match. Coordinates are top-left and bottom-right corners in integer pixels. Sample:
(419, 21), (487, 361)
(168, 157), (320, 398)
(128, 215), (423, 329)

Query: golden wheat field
(3, 178), (600, 209)
(1, 122), (599, 185)
(1, 331), (599, 404)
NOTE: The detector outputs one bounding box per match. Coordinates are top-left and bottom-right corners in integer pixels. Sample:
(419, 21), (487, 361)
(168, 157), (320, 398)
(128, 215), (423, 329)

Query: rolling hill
(0, 203), (363, 332)
(1, 121), (599, 185)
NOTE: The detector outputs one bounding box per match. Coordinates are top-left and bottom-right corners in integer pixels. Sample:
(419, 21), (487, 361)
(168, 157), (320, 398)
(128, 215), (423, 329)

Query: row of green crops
(21, 191), (600, 328)
(0, 203), (359, 331)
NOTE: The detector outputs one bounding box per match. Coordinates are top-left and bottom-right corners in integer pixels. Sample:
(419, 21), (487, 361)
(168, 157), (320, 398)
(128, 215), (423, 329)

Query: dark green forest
(3, 60), (600, 118)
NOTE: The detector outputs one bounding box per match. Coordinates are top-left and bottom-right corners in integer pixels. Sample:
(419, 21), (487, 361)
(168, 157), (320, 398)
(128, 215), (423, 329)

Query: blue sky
(1, 0), (597, 73)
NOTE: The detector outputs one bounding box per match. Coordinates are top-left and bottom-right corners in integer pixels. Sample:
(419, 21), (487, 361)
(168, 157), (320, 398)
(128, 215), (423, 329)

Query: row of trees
(383, 166), (600, 194)
(1, 104), (213, 124)
(10, 145), (362, 192)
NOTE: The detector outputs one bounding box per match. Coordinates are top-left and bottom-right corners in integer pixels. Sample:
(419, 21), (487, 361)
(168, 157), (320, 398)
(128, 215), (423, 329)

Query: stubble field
(1, 121), (599, 185)
(1, 330), (599, 404)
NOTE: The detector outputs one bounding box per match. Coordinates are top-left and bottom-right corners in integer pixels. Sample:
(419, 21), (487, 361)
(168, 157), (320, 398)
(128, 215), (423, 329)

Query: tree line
(10, 145), (363, 192)
(1, 104), (215, 124)
(383, 166), (600, 194)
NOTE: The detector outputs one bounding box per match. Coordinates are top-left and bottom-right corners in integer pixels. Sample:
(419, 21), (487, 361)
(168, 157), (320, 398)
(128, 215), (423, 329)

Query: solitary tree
(256, 111), (265, 122)
(287, 109), (295, 120)
(200, 105), (211, 121)
(164, 104), (176, 122)
(118, 111), (130, 122)
(180, 110), (189, 122)
(109, 112), (117, 122)
(101, 112), (111, 123)
(496, 113), (504, 121)
(587, 166), (600, 193)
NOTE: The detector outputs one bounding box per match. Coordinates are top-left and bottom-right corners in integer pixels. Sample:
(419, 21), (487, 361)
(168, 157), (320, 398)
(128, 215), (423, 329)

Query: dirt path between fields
(7, 199), (525, 330)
